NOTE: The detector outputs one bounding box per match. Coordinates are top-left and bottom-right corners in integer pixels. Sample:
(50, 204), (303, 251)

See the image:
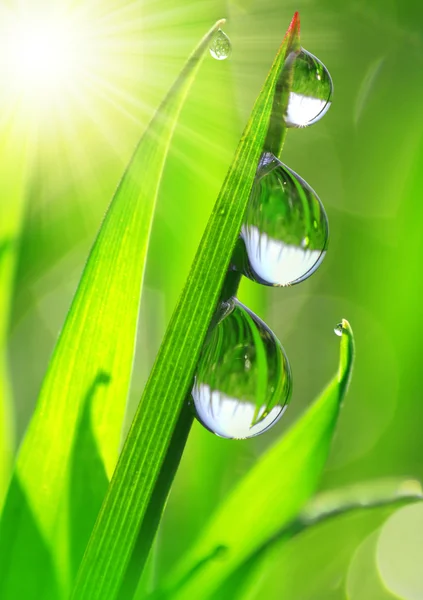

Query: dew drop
(209, 29), (231, 61)
(235, 153), (329, 287)
(286, 48), (333, 128)
(192, 298), (292, 439)
(334, 322), (343, 337)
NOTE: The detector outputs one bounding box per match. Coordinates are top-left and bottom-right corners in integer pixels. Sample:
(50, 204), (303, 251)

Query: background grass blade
(0, 19), (225, 599)
(120, 402), (195, 600)
(211, 478), (423, 600)
(160, 318), (354, 599)
(69, 372), (110, 581)
(0, 126), (32, 509)
(71, 13), (301, 600)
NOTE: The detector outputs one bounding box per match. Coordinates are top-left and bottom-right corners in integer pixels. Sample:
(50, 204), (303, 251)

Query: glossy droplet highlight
(209, 29), (231, 61)
(192, 298), (291, 439)
(334, 323), (343, 337)
(286, 48), (333, 127)
(235, 153), (329, 287)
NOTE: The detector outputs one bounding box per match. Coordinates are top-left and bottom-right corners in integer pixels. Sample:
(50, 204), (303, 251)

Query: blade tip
(288, 11), (301, 35)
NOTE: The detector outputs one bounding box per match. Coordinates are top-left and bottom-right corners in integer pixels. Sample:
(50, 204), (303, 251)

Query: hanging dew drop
(285, 48), (333, 128)
(334, 323), (343, 336)
(209, 29), (231, 61)
(192, 298), (292, 439)
(234, 152), (329, 287)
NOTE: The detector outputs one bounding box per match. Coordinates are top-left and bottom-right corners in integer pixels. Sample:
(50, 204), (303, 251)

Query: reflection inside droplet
(334, 323), (343, 337)
(209, 29), (231, 61)
(192, 298), (291, 439)
(285, 48), (333, 128)
(234, 153), (329, 287)
(194, 383), (287, 439)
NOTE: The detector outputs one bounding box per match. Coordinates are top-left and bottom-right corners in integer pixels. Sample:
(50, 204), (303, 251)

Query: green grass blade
(0, 19), (225, 598)
(212, 478), (423, 600)
(69, 372), (110, 581)
(294, 478), (423, 528)
(120, 403), (194, 600)
(71, 13), (301, 600)
(0, 128), (31, 510)
(0, 240), (14, 510)
(162, 319), (355, 599)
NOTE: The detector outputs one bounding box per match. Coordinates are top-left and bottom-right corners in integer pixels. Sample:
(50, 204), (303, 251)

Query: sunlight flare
(0, 10), (100, 113)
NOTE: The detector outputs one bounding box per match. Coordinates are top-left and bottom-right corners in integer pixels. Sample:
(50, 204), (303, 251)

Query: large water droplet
(286, 48), (333, 128)
(236, 153), (329, 287)
(209, 29), (231, 61)
(192, 298), (291, 439)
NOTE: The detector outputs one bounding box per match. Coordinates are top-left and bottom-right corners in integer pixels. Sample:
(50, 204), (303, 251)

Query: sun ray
(0, 0), (230, 231)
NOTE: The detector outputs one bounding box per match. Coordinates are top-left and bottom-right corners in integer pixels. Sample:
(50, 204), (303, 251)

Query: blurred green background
(1, 0), (423, 598)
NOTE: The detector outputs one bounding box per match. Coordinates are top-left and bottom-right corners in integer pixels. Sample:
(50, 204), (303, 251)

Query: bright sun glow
(1, 12), (93, 110)
(8, 19), (79, 87)
(0, 1), (206, 160)
(0, 2), (151, 186)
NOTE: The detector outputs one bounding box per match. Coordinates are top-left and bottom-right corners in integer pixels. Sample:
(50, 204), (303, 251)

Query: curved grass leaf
(71, 13), (302, 600)
(0, 128), (32, 509)
(161, 318), (355, 599)
(213, 478), (423, 600)
(293, 477), (422, 526)
(69, 372), (111, 581)
(0, 239), (15, 510)
(0, 19), (225, 599)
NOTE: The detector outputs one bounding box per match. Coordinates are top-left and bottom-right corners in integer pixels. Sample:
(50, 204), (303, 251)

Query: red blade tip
(288, 11), (301, 35)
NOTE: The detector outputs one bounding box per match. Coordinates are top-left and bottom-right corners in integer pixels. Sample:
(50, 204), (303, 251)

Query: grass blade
(71, 13), (301, 600)
(212, 478), (423, 600)
(293, 478), (423, 528)
(0, 239), (14, 510)
(161, 318), (355, 599)
(69, 372), (110, 581)
(121, 402), (194, 600)
(0, 127), (32, 509)
(0, 19), (225, 598)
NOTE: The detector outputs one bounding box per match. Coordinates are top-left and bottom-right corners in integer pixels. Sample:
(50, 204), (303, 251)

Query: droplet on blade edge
(285, 48), (333, 128)
(334, 323), (343, 337)
(234, 153), (329, 287)
(192, 298), (291, 439)
(210, 29), (231, 61)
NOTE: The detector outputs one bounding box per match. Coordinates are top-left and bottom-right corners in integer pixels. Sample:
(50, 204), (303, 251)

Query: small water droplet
(235, 153), (329, 287)
(334, 323), (343, 337)
(192, 298), (291, 439)
(285, 48), (333, 128)
(210, 29), (231, 61)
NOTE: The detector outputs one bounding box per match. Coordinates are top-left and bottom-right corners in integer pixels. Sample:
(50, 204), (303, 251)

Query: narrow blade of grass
(0, 240), (14, 510)
(0, 127), (32, 510)
(71, 13), (301, 600)
(0, 19), (224, 598)
(162, 319), (355, 599)
(69, 372), (110, 581)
